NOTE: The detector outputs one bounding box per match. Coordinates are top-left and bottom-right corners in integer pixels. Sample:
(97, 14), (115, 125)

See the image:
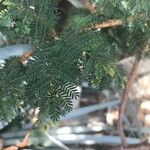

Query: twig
(45, 132), (71, 150)
(118, 56), (141, 147)
(95, 16), (138, 29)
(3, 108), (40, 150)
(19, 50), (33, 64)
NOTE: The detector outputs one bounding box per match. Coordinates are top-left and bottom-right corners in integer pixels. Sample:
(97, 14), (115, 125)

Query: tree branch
(94, 16), (146, 29)
(118, 56), (141, 147)
(3, 108), (40, 150)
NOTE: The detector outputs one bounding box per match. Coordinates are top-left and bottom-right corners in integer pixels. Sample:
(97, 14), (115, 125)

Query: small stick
(95, 16), (136, 29)
(45, 132), (71, 150)
(19, 50), (33, 64)
(3, 108), (40, 150)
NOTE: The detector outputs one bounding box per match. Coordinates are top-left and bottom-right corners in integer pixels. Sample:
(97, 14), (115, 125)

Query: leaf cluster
(0, 0), (149, 122)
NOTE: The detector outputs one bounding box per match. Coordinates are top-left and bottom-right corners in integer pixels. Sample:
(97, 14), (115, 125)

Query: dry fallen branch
(54, 134), (140, 145)
(61, 100), (119, 120)
(3, 131), (31, 150)
(109, 144), (150, 150)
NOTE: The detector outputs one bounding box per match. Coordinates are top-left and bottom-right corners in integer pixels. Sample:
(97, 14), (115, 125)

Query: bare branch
(118, 56), (141, 147)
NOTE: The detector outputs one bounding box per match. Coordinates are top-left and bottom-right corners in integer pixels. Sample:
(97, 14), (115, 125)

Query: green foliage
(0, 0), (149, 122)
